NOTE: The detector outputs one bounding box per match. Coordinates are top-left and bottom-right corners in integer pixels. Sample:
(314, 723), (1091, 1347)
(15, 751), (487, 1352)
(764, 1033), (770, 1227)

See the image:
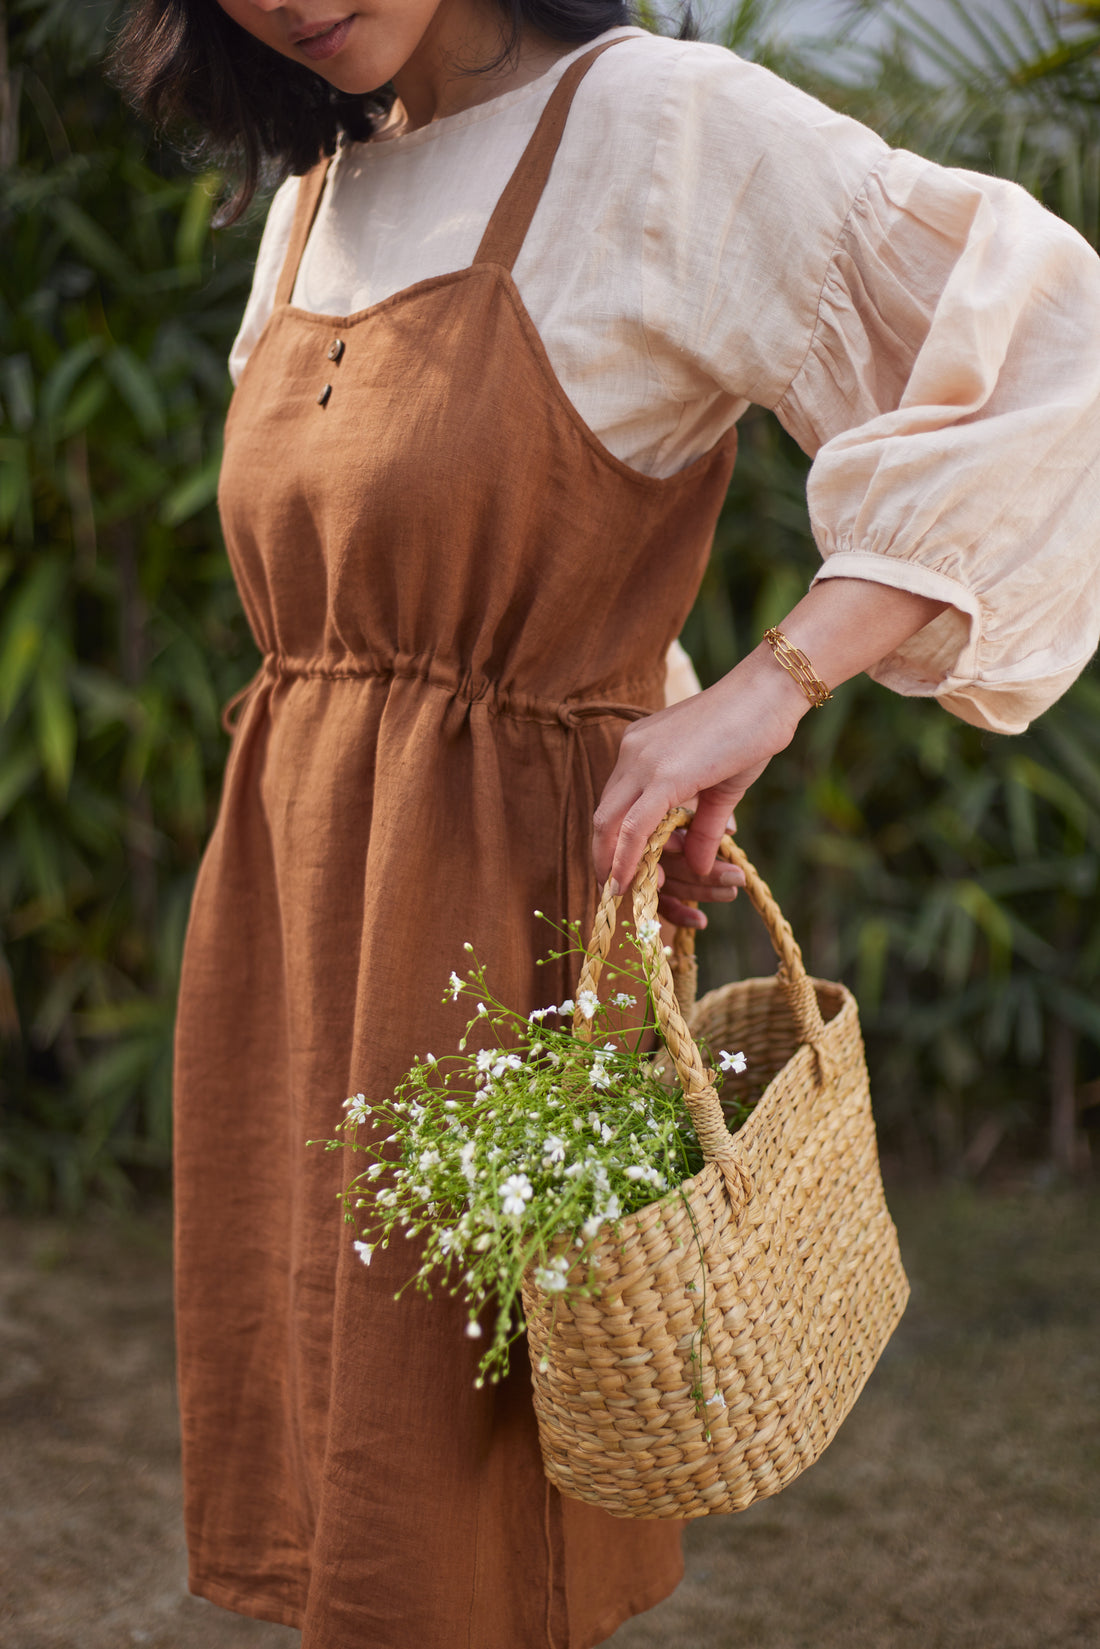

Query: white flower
(637, 917), (661, 947)
(448, 972), (463, 1000)
(500, 1173), (534, 1218)
(476, 1001), (488, 1016)
(343, 1093), (372, 1123)
(542, 1135), (566, 1164)
(353, 1241), (374, 1266)
(528, 1006), (551, 1023)
(590, 1062), (612, 1093)
(465, 1320), (483, 1338)
(611, 992), (636, 1009)
(534, 1259), (570, 1294)
(557, 999), (574, 1016)
(424, 1052), (437, 1065)
(476, 1048), (496, 1073)
(718, 1050), (748, 1074)
(625, 1165), (666, 1188)
(366, 1163), (385, 1180)
(576, 989), (600, 1022)
(706, 1391), (727, 1410)
(491, 1054), (523, 1078)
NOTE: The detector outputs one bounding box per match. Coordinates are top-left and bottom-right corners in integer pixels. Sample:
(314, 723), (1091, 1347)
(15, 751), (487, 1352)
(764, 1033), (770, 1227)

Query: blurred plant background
(0, 0), (1097, 1210)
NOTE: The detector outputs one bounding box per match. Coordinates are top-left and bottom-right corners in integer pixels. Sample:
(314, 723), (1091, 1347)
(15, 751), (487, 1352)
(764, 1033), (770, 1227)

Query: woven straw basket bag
(522, 806), (910, 1520)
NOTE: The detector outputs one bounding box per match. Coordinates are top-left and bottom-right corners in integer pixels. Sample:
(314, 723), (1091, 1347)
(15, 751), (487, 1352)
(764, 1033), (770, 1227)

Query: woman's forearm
(759, 577), (948, 707)
(594, 577), (950, 896)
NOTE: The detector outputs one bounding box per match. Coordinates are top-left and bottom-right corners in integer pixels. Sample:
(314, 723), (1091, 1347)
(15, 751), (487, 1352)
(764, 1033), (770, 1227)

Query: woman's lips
(297, 16), (353, 61)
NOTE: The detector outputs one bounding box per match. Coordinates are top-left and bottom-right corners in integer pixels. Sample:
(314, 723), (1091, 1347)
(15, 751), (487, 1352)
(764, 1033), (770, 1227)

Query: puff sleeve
(775, 149), (1100, 734)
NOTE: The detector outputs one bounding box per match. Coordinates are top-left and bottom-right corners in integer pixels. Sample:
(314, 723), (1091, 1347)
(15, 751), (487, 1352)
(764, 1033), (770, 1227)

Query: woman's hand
(654, 826), (741, 930)
(594, 578), (951, 902)
(594, 647), (807, 910)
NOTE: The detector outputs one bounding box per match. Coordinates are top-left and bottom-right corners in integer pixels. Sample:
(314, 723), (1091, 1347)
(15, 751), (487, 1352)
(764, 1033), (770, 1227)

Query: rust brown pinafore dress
(173, 41), (738, 1649)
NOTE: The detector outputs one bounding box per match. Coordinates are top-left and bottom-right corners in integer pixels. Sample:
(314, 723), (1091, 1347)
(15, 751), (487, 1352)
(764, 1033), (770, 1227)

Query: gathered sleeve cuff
(776, 148), (1100, 734)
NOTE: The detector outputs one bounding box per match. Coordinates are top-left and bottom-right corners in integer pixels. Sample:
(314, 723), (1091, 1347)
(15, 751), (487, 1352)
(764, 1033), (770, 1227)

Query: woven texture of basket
(522, 807), (910, 1520)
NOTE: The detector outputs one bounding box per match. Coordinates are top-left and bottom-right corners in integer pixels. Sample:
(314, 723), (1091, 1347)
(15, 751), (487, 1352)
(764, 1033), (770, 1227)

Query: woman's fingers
(592, 750), (746, 894)
(657, 857), (744, 903)
(591, 764), (661, 891)
(592, 659), (804, 893)
(681, 787), (748, 878)
(656, 892), (708, 929)
(601, 792), (678, 894)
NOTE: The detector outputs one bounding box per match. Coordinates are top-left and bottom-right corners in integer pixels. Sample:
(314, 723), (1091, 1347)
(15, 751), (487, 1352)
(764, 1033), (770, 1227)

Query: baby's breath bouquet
(325, 916), (747, 1385)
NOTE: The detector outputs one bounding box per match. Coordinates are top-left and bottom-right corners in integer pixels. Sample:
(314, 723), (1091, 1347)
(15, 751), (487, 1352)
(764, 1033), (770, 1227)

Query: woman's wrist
(706, 576), (948, 754)
(774, 578), (949, 693)
(713, 640), (812, 742)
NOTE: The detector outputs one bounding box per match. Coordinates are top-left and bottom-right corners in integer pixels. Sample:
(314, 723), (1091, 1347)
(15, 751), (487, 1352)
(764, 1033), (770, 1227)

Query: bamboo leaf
(1038, 979), (1100, 1046)
(0, 558), (67, 717)
(32, 642), (78, 797)
(40, 338), (105, 425)
(159, 450), (223, 526)
(104, 347), (167, 441)
(0, 746), (40, 820)
(175, 174), (220, 272)
(0, 439), (33, 542)
(1, 355), (35, 433)
(57, 373), (110, 441)
(49, 196), (136, 287)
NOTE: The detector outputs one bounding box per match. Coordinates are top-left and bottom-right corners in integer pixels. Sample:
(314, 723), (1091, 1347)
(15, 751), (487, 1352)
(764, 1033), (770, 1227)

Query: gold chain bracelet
(762, 627), (833, 708)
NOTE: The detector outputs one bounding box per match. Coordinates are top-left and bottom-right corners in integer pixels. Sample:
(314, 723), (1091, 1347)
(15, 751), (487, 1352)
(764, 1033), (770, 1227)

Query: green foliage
(812, 0), (1100, 246)
(0, 0), (262, 1207)
(1, 0), (1097, 1207)
(683, 0), (1100, 1174)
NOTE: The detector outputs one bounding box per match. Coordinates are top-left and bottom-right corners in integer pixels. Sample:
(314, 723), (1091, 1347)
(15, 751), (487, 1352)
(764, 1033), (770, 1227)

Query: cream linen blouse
(231, 27), (1100, 734)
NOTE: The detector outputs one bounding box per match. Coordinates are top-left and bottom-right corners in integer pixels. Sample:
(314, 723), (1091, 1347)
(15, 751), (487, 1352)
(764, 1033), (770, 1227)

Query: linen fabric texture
(177, 41), (736, 1649)
(235, 26), (1100, 732)
(178, 28), (1100, 1649)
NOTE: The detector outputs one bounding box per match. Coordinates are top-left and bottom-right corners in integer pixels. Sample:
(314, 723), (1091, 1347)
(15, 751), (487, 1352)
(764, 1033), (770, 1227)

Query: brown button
(327, 339), (345, 363)
(317, 384), (332, 408)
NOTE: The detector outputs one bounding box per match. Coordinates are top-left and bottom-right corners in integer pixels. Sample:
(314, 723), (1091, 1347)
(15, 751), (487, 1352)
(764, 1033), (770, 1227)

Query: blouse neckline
(339, 25), (645, 163)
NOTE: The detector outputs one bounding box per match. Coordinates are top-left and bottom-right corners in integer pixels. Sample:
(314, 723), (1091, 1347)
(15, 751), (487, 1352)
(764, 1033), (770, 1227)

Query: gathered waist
(221, 650), (663, 736)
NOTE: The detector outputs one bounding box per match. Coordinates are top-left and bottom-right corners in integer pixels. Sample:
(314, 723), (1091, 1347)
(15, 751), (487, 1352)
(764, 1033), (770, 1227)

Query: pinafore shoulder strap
(274, 158), (332, 308)
(474, 37), (627, 272)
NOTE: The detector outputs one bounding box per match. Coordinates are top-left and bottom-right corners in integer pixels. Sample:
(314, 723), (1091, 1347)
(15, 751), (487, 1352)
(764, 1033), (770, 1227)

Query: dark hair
(110, 1), (662, 225)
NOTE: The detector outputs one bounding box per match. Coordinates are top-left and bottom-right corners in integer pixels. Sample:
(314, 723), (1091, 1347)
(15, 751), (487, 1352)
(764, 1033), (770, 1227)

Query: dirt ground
(1, 1185), (1097, 1649)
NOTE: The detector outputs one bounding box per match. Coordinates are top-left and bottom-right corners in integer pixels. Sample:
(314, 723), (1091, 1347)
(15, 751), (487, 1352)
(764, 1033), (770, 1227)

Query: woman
(113, 2), (1100, 1645)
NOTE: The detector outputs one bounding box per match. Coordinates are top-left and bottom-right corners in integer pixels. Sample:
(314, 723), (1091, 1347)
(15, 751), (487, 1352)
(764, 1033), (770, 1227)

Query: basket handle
(574, 808), (827, 1208)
